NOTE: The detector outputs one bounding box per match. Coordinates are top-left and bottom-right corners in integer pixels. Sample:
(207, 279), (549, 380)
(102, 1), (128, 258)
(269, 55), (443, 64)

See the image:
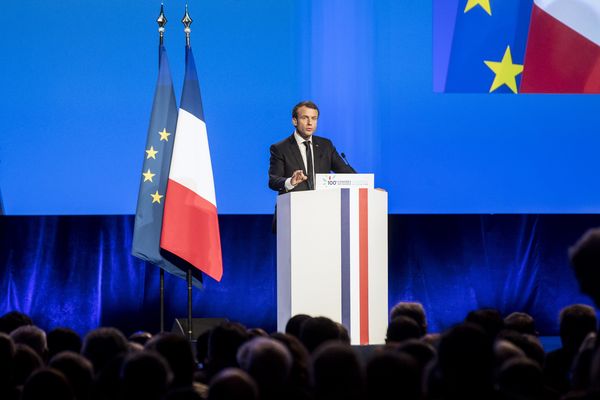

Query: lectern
(276, 185), (388, 345)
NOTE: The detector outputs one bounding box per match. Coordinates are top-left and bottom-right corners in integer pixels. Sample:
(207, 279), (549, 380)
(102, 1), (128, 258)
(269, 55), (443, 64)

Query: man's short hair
(386, 316), (423, 343)
(10, 325), (47, 360)
(389, 301), (427, 335)
(504, 312), (537, 336)
(0, 311), (33, 334)
(559, 304), (597, 350)
(292, 101), (319, 119)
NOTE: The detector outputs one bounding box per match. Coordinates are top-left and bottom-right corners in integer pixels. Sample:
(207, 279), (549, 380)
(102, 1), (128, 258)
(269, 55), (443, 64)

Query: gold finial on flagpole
(182, 3), (193, 47)
(157, 3), (167, 45)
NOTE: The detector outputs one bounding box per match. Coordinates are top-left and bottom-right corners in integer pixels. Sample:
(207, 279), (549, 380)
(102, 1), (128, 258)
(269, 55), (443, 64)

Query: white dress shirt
(284, 131), (316, 191)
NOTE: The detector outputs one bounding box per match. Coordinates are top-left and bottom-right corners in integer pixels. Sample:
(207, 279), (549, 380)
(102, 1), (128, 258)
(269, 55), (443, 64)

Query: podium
(276, 187), (388, 345)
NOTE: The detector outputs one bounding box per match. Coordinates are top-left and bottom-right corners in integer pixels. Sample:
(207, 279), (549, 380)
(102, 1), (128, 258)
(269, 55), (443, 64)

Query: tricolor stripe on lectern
(160, 46), (223, 281)
(521, 0), (600, 93)
(341, 188), (371, 345)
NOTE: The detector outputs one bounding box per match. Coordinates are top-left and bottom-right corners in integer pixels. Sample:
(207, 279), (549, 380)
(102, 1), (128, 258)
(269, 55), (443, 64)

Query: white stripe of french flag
(521, 0), (600, 93)
(160, 47), (223, 282)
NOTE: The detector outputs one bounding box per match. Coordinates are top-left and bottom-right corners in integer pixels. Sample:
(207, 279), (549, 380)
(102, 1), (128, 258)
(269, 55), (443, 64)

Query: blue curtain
(0, 214), (597, 336)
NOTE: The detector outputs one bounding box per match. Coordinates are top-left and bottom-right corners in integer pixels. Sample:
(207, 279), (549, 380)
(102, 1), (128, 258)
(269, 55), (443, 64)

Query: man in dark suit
(269, 101), (355, 195)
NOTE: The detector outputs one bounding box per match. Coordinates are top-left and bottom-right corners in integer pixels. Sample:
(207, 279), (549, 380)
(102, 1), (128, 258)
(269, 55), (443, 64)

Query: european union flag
(132, 45), (202, 287)
(443, 0), (533, 94)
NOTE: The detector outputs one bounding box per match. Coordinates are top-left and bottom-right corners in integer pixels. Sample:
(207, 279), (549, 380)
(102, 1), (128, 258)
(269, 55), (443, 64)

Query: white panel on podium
(277, 187), (388, 345)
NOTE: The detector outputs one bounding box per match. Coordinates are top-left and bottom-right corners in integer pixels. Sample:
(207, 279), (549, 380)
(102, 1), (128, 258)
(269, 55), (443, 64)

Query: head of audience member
(465, 308), (504, 339)
(497, 357), (546, 400)
(386, 316), (423, 343)
(208, 368), (258, 400)
(437, 322), (495, 398)
(311, 341), (365, 400)
(0, 333), (16, 389)
(367, 350), (421, 400)
(396, 338), (437, 372)
(49, 351), (93, 400)
(389, 301), (427, 336)
(496, 330), (545, 367)
(285, 314), (311, 339)
(422, 332), (441, 348)
(128, 342), (144, 353)
(21, 368), (74, 400)
(81, 327), (129, 375)
(205, 321), (250, 380)
(120, 350), (171, 400)
(237, 337), (292, 400)
(270, 332), (311, 390)
(493, 339), (526, 373)
(247, 328), (269, 339)
(569, 228), (600, 307)
(47, 328), (82, 361)
(145, 332), (196, 389)
(504, 312), (538, 336)
(0, 311), (33, 334)
(299, 316), (341, 353)
(13, 344), (43, 387)
(559, 304), (597, 353)
(10, 325), (47, 361)
(128, 331), (152, 347)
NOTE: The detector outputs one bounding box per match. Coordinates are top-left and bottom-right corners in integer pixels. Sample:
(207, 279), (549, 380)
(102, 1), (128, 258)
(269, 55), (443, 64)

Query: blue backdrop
(0, 215), (595, 337)
(2, 0), (600, 215)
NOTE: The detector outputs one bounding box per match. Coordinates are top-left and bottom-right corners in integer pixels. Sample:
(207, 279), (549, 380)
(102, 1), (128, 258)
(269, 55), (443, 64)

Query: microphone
(340, 152), (357, 173)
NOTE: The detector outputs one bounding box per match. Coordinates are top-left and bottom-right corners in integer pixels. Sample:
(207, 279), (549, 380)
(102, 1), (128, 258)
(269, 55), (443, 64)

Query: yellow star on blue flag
(484, 46), (523, 94)
(464, 0), (491, 16)
(443, 0), (531, 93)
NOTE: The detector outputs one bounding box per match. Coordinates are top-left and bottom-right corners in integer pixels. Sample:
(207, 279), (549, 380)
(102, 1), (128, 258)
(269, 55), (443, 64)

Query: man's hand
(290, 170), (308, 186)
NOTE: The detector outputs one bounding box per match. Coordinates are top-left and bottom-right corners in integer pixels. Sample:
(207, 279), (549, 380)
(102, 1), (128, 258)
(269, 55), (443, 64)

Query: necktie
(304, 141), (314, 190)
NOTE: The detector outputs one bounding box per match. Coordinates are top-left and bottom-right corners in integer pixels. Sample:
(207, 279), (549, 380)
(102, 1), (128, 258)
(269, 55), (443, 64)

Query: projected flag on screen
(521, 0), (600, 93)
(435, 0), (600, 94)
(132, 45), (203, 287)
(160, 45), (223, 282)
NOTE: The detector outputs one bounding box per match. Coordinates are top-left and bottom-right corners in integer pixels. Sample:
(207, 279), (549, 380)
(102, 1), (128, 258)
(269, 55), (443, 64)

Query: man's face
(293, 106), (319, 138)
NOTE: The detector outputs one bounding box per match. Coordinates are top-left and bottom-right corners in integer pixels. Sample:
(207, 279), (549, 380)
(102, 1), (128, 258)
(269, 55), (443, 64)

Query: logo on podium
(315, 174), (374, 190)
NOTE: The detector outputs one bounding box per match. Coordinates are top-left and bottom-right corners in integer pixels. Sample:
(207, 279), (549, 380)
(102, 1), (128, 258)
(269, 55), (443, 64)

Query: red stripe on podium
(359, 188), (369, 344)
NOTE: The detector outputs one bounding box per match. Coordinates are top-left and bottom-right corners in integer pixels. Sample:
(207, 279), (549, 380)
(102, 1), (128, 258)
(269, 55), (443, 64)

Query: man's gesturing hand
(290, 170), (308, 186)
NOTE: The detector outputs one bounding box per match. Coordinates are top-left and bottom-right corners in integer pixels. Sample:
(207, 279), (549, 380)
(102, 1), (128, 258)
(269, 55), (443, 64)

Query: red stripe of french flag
(358, 188), (370, 344)
(160, 103), (223, 281)
(521, 0), (600, 93)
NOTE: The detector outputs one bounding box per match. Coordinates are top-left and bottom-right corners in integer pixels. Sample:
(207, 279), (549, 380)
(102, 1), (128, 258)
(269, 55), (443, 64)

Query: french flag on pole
(160, 45), (223, 282)
(521, 0), (600, 93)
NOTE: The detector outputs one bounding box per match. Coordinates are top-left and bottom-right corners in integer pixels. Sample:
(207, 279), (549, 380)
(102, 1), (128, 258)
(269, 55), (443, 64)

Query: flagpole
(157, 3), (167, 333)
(182, 4), (192, 48)
(182, 3), (194, 342)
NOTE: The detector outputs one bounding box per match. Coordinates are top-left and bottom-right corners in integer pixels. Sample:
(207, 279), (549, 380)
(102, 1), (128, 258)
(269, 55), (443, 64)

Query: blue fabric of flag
(444, 0), (533, 93)
(180, 46), (205, 121)
(132, 45), (201, 287)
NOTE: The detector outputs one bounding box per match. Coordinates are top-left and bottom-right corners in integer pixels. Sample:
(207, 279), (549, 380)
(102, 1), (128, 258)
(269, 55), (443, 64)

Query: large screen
(2, 0), (599, 215)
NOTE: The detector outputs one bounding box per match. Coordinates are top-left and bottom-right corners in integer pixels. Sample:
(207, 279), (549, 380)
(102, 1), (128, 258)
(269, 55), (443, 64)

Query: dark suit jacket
(268, 134), (355, 195)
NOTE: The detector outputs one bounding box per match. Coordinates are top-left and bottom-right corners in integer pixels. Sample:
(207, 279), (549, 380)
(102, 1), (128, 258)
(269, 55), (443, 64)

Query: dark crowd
(2, 227), (600, 400)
